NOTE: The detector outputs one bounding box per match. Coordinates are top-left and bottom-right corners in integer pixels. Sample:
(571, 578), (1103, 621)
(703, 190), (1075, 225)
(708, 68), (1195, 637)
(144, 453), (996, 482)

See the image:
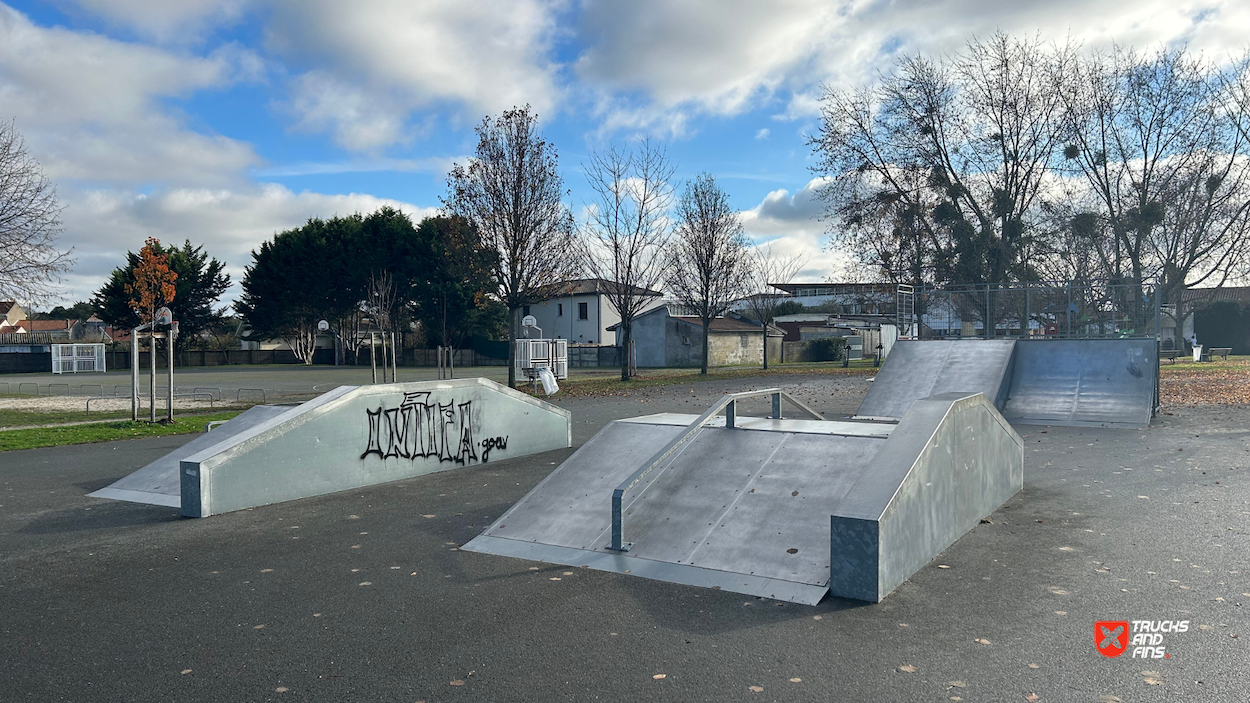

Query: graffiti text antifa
(361, 391), (499, 463)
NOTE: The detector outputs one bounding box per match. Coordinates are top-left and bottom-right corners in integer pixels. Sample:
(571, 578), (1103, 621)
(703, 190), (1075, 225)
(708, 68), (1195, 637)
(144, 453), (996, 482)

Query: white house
(521, 279), (664, 346)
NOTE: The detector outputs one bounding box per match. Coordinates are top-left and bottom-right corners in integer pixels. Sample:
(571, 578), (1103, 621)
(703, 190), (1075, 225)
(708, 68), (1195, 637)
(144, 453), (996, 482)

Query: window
(522, 305), (531, 316)
(578, 302), (588, 320)
(558, 303), (563, 316)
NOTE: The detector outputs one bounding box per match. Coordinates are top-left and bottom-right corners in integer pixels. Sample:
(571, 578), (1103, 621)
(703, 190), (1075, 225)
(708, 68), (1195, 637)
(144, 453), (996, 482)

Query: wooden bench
(1160, 350), (1179, 364)
(1207, 347), (1232, 361)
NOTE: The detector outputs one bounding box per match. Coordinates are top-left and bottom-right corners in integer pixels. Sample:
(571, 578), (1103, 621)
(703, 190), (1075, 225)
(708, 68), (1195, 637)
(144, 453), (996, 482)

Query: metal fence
(905, 280), (1160, 340)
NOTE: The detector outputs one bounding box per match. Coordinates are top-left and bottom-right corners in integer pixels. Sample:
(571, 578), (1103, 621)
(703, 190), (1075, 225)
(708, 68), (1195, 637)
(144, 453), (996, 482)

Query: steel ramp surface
(464, 416), (891, 604)
(856, 339), (1016, 420)
(1002, 339), (1156, 428)
(87, 405), (293, 507)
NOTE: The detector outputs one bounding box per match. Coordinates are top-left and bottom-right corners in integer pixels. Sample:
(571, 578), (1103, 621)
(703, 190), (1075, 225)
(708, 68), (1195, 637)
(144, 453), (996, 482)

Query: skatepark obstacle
(464, 388), (1022, 604)
(858, 338), (1158, 428)
(90, 378), (572, 517)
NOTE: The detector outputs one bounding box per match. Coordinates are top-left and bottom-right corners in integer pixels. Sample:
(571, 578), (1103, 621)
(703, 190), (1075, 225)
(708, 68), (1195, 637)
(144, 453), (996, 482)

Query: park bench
(1160, 349), (1179, 364)
(1206, 347), (1232, 361)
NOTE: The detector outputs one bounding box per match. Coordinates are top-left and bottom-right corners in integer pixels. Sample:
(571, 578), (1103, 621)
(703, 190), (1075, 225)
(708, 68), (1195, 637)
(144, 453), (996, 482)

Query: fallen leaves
(275, 687), (289, 693)
(789, 678), (802, 683)
(449, 679), (465, 686)
(180, 669), (192, 675)
(1160, 362), (1250, 406)
(937, 564), (951, 569)
(1142, 670), (1164, 685)
(1047, 586), (1070, 596)
(898, 664), (918, 673)
(652, 674), (666, 680)
(974, 638), (991, 645)
(1026, 694), (1040, 702)
(1027, 663), (1041, 669)
(1098, 696), (1122, 703)
(748, 685), (764, 692)
(946, 681), (966, 689)
(358, 581), (372, 586)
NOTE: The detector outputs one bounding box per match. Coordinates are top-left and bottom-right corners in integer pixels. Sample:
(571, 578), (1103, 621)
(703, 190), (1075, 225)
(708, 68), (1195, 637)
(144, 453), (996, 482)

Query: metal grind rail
(608, 388), (827, 552)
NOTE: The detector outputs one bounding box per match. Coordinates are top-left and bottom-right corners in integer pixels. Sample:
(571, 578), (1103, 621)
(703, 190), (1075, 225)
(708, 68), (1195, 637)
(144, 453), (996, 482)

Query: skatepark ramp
(463, 388), (1022, 604)
(90, 378), (572, 517)
(857, 338), (1157, 428)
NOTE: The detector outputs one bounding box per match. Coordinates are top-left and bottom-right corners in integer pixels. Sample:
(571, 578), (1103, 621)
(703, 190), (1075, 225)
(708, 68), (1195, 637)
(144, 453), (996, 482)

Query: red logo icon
(1096, 621), (1129, 657)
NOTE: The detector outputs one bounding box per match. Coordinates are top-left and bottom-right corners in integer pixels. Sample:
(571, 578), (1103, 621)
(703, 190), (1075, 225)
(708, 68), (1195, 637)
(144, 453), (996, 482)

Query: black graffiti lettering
(361, 407), (385, 459)
(457, 402), (478, 464)
(361, 392), (486, 464)
(480, 436), (508, 462)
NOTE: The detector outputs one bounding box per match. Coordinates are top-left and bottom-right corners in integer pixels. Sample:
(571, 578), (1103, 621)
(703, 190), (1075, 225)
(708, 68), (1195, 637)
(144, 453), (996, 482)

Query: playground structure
(90, 378), (572, 517)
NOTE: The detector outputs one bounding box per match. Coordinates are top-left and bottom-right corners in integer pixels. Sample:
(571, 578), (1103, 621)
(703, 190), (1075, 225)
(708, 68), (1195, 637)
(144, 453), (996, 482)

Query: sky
(2, 0), (1249, 308)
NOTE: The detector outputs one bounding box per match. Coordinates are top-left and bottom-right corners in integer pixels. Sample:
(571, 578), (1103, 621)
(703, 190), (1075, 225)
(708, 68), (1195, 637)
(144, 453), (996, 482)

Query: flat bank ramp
(1001, 339), (1156, 428)
(465, 392), (1023, 604)
(856, 340), (1015, 419)
(87, 405), (291, 507)
(90, 378), (572, 517)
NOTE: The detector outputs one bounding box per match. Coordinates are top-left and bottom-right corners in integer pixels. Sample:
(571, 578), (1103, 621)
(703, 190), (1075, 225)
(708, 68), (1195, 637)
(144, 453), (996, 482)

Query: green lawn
(0, 407), (135, 429)
(0, 410), (245, 453)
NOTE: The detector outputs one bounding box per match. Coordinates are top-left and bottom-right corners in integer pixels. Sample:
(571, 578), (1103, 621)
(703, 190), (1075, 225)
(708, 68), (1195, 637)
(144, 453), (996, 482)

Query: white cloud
(56, 183), (439, 305)
(573, 0), (1250, 131)
(0, 5), (262, 187)
(265, 0), (564, 150)
(739, 177), (849, 282)
(56, 0), (252, 43)
(754, 128), (769, 140)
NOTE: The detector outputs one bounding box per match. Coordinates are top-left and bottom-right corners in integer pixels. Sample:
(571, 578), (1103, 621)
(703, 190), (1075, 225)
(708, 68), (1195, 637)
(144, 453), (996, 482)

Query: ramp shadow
(19, 501), (183, 535)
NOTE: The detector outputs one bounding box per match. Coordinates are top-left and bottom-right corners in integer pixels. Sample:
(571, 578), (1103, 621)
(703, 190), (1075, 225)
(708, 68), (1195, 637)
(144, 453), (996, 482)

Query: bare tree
(741, 243), (806, 369)
(667, 173), (751, 374)
(581, 140), (674, 381)
(1057, 46), (1250, 336)
(443, 106), (578, 387)
(0, 119), (71, 303)
(811, 33), (1070, 284)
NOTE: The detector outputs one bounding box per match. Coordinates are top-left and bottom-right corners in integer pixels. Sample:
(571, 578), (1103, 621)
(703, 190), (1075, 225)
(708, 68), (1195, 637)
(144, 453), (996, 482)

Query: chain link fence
(905, 280), (1160, 340)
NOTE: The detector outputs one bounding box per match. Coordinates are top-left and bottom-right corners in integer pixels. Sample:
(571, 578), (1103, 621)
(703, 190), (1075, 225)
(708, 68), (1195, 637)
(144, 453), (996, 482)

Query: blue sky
(2, 0), (1246, 306)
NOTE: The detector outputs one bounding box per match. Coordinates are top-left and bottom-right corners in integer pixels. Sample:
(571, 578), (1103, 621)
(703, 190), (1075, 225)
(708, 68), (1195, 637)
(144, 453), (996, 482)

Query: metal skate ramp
(857, 338), (1157, 428)
(90, 378), (572, 516)
(856, 339), (1015, 420)
(1001, 339), (1157, 428)
(88, 405), (291, 507)
(465, 389), (1023, 604)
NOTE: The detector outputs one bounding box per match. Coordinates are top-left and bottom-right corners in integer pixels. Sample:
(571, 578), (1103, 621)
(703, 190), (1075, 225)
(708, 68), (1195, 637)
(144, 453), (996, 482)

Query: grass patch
(541, 361), (878, 397)
(0, 408), (134, 429)
(1159, 354), (1249, 374)
(0, 410), (244, 453)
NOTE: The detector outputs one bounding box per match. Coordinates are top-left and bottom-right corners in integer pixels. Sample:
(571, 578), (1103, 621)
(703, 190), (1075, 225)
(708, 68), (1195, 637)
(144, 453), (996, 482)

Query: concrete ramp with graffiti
(92, 378), (572, 517)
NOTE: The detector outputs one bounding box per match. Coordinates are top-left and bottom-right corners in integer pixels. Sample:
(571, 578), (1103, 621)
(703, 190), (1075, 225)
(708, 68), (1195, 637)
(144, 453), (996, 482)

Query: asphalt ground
(0, 373), (1247, 702)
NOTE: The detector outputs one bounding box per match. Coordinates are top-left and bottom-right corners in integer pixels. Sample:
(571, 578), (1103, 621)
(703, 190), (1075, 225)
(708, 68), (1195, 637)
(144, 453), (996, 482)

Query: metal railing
(237, 388), (266, 403)
(608, 388), (826, 552)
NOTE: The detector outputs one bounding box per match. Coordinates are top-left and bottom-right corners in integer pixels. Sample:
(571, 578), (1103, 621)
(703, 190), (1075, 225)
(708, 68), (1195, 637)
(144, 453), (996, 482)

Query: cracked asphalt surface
(0, 372), (1246, 702)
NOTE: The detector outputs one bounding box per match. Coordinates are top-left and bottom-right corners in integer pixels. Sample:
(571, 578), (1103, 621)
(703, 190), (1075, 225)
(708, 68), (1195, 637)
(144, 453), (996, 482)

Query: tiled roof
(27, 319), (72, 331)
(1181, 286), (1250, 303)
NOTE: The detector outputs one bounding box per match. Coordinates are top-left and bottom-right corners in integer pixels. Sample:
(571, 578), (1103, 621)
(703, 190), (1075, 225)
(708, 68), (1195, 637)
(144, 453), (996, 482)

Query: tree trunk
(701, 318), (711, 374)
(507, 307), (518, 388)
(619, 321), (631, 382)
(761, 320), (769, 370)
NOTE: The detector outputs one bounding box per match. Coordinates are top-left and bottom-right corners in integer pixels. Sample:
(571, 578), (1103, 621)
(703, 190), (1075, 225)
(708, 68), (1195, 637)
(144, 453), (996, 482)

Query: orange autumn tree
(125, 238), (178, 324)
